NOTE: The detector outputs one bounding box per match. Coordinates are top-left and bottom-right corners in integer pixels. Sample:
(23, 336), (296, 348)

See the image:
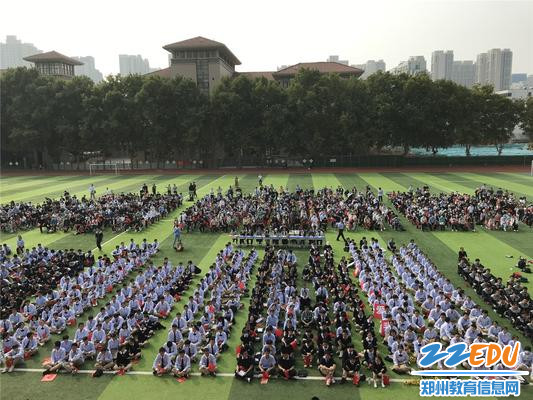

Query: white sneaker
(374, 381), (377, 388)
(382, 381), (386, 388)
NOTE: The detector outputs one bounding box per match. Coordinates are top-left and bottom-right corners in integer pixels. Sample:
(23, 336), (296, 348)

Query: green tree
(519, 97), (533, 141)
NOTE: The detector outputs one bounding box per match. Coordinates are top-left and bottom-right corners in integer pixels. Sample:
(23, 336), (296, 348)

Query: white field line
(12, 368), (410, 382)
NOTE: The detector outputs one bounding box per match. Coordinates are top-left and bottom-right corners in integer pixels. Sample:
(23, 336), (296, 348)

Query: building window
(196, 59), (209, 93)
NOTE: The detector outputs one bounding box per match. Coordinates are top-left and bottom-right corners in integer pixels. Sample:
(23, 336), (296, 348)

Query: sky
(1, 0), (532, 76)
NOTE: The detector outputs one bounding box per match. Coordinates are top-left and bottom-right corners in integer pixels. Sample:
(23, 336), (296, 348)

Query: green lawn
(0, 172), (532, 400)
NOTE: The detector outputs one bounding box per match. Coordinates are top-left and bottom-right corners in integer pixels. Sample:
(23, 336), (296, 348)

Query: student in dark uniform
(369, 353), (387, 388)
(277, 352), (296, 380)
(235, 348), (254, 383)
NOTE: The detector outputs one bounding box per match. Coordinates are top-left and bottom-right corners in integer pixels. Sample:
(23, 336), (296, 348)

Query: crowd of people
(234, 243), (390, 387)
(0, 237), (163, 373)
(152, 244), (257, 378)
(177, 185), (403, 237)
(351, 238), (532, 380)
(388, 185), (532, 232)
(0, 185), (183, 234)
(458, 254), (532, 339)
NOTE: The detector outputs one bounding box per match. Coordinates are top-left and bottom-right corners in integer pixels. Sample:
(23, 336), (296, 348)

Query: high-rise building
(73, 56), (103, 83)
(118, 54), (151, 75)
(0, 35), (42, 69)
(327, 55), (349, 66)
(431, 50), (454, 81)
(488, 48), (512, 91)
(451, 60), (475, 88)
(475, 49), (512, 91)
(390, 56), (426, 75)
(352, 60), (386, 79)
(475, 52), (489, 85)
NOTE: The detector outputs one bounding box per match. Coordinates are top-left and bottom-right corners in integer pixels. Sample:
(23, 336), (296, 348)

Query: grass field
(0, 171), (532, 400)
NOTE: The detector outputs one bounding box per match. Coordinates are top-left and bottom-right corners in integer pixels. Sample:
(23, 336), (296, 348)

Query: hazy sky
(1, 0), (531, 76)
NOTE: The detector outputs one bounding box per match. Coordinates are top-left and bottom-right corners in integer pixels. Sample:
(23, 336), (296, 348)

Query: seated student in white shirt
(65, 343), (84, 374)
(21, 332), (38, 359)
(164, 341), (178, 363)
(152, 347), (172, 376)
(43, 341), (67, 375)
(95, 348), (115, 371)
(1, 343), (23, 373)
(199, 348), (217, 376)
(173, 349), (191, 378)
(80, 337), (96, 360)
(182, 340), (198, 363)
(50, 313), (66, 334)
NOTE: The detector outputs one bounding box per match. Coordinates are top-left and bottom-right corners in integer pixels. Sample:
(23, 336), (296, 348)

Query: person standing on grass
(378, 187), (384, 203)
(16, 235), (24, 255)
(336, 219), (346, 242)
(95, 228), (104, 251)
(89, 184), (96, 200)
(173, 223), (181, 248)
(258, 174), (263, 187)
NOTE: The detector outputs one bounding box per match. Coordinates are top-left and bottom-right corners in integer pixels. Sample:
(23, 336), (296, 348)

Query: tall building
(475, 49), (512, 91)
(147, 36), (363, 94)
(327, 55), (349, 65)
(23, 51), (83, 79)
(475, 52), (489, 85)
(451, 60), (475, 88)
(352, 60), (386, 79)
(390, 56), (427, 75)
(0, 35), (42, 69)
(488, 48), (512, 91)
(148, 36), (241, 95)
(431, 50), (454, 81)
(119, 54), (150, 75)
(73, 56), (103, 83)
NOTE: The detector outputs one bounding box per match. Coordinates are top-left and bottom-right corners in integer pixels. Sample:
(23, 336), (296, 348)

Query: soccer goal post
(89, 163), (119, 176)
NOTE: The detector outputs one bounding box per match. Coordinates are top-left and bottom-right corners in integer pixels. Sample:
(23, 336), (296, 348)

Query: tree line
(1, 67), (532, 168)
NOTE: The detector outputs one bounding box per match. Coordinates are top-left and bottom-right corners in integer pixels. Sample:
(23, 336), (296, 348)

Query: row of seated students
(1, 237), (167, 374)
(348, 238), (532, 381)
(234, 244), (390, 387)
(152, 245), (257, 378)
(457, 252), (532, 339)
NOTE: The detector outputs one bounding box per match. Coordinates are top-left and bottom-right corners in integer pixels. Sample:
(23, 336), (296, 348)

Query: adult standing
(173, 223), (181, 249)
(95, 228), (104, 251)
(336, 219), (346, 242)
(89, 184), (96, 200)
(258, 175), (263, 187)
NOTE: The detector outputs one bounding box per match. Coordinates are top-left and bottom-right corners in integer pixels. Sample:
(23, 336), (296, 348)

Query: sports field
(0, 170), (532, 400)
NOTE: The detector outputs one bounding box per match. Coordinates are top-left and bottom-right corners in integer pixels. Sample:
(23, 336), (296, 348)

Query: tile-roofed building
(145, 67), (172, 79)
(158, 36), (241, 95)
(147, 37), (364, 93)
(23, 50), (83, 79)
(272, 62), (363, 87)
(237, 71), (275, 80)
